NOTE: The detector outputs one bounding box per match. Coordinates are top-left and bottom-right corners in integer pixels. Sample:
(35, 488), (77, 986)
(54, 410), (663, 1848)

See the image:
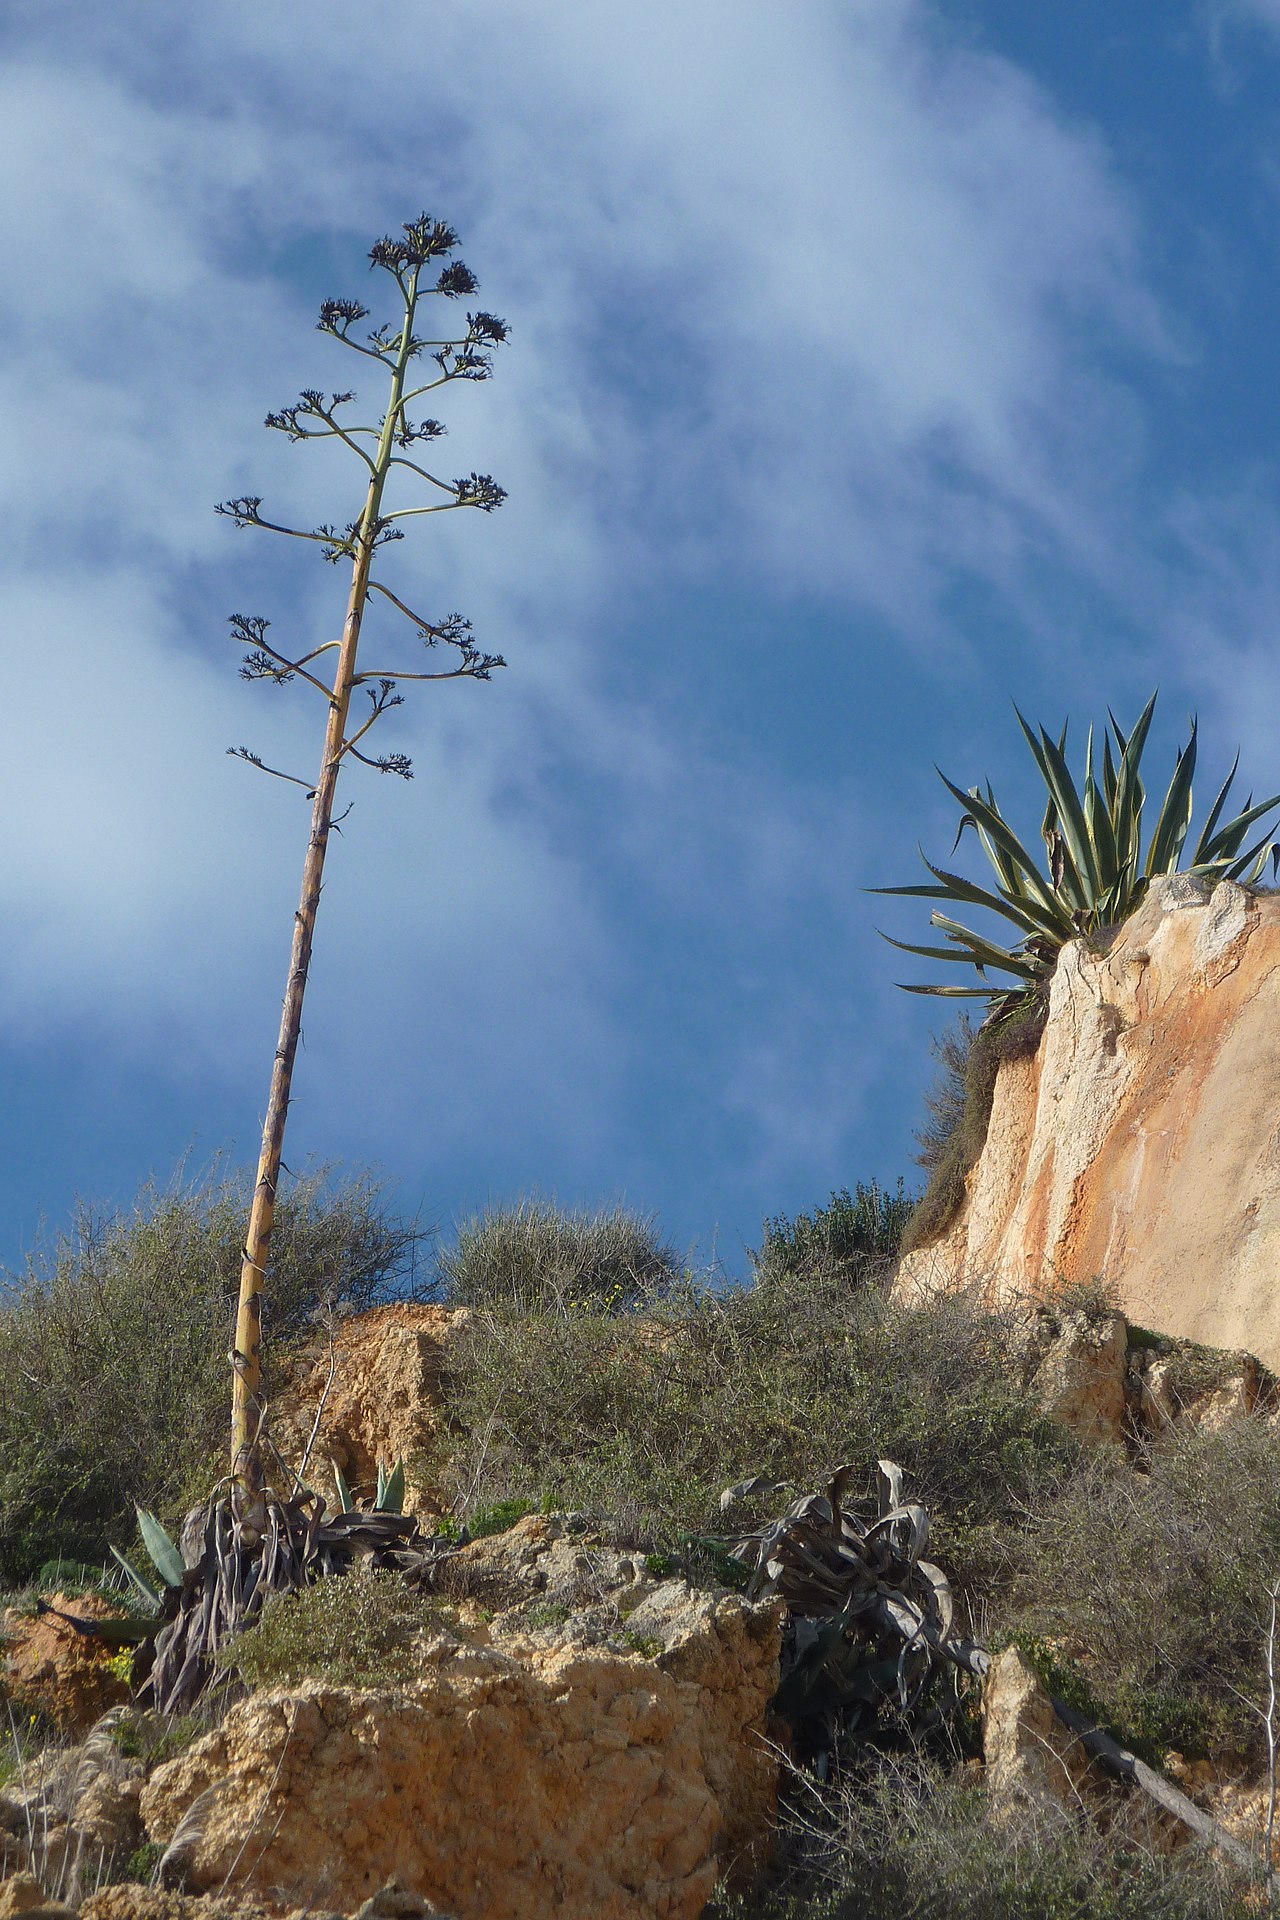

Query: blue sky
(2, 0), (1280, 1277)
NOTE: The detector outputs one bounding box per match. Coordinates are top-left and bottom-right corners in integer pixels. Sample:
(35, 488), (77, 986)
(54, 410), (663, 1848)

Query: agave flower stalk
(875, 693), (1280, 1011)
(220, 216), (508, 1503)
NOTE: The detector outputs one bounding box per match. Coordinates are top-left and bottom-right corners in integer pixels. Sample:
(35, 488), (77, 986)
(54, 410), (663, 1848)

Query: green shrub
(434, 1272), (1077, 1567)
(222, 1567), (454, 1689)
(755, 1183), (914, 1284)
(0, 1164), (421, 1582)
(434, 1197), (678, 1312)
(1003, 1416), (1280, 1761)
(122, 1842), (165, 1886)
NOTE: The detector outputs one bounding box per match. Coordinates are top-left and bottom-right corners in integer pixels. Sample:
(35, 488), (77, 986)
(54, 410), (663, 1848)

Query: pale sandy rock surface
(273, 1305), (466, 1516)
(983, 1647), (1091, 1818)
(898, 879), (1280, 1369)
(982, 1649), (1188, 1857)
(80, 1879), (455, 1920)
(1017, 1308), (1129, 1445)
(0, 1880), (76, 1920)
(139, 1531), (782, 1920)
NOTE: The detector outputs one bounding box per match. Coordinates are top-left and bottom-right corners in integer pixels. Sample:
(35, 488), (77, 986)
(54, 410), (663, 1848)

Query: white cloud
(0, 0), (1187, 1210)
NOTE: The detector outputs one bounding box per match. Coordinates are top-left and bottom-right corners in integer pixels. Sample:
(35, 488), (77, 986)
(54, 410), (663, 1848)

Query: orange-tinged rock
(140, 1581), (782, 1920)
(898, 879), (1280, 1370)
(273, 1305), (467, 1516)
(1, 1595), (129, 1736)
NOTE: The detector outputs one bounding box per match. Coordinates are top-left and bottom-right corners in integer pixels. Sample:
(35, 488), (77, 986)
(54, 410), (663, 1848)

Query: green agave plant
(876, 692), (1280, 1009)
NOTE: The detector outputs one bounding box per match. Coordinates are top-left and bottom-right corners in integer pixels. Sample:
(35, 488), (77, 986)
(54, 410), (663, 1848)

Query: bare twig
(295, 1323), (339, 1489)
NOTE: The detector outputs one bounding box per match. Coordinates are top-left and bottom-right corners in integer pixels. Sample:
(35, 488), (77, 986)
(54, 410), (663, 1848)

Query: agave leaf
(1198, 791), (1280, 864)
(376, 1461), (388, 1507)
(1224, 827), (1280, 886)
(896, 982), (1009, 997)
(1110, 691), (1158, 867)
(136, 1507), (185, 1589)
(876, 1460), (904, 1515)
(1083, 725), (1120, 892)
(110, 1543), (161, 1611)
(981, 782), (1023, 894)
(721, 1475), (790, 1515)
(915, 1560), (955, 1639)
(924, 914), (1043, 978)
(1191, 751), (1240, 864)
(333, 1462), (354, 1515)
(1013, 708), (1096, 907)
(921, 857), (1070, 940)
(933, 773), (1063, 917)
(377, 1459), (406, 1514)
(1145, 724), (1197, 877)
(876, 856), (1064, 940)
(1101, 729), (1119, 811)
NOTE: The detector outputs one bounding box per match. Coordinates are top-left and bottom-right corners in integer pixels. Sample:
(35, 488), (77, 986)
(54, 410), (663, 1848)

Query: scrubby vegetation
(713, 1755), (1259, 1919)
(0, 1166), (420, 1581)
(1007, 1417), (1280, 1764)
(434, 1195), (679, 1311)
(435, 1271), (1076, 1570)
(755, 1181), (914, 1284)
(225, 1567), (455, 1689)
(5, 1173), (1280, 1918)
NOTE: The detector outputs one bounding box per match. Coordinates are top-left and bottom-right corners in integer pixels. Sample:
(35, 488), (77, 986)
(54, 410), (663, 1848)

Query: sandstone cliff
(897, 876), (1280, 1368)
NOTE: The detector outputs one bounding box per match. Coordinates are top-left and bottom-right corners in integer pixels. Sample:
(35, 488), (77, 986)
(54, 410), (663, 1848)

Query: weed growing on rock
(903, 994), (1047, 1252)
(222, 1567), (456, 1689)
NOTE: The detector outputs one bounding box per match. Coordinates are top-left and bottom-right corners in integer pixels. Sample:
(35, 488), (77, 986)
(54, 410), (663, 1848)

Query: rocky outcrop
(272, 1305), (466, 1517)
(136, 1522), (782, 1920)
(1, 1596), (130, 1735)
(898, 878), (1280, 1370)
(79, 1879), (454, 1920)
(982, 1647), (1092, 1818)
(1015, 1307), (1130, 1445)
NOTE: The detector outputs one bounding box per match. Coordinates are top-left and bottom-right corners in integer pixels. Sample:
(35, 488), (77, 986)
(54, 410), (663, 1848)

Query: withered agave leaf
(720, 1474), (790, 1515)
(733, 1459), (988, 1703)
(876, 1459), (905, 1514)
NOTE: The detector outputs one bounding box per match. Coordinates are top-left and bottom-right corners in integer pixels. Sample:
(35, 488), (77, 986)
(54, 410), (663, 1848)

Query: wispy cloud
(1, 0), (1220, 1246)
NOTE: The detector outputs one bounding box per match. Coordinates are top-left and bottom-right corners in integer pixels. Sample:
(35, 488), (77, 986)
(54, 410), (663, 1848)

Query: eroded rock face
(1, 1596), (130, 1736)
(983, 1647), (1089, 1818)
(273, 1305), (467, 1516)
(79, 1879), (455, 1920)
(139, 1539), (783, 1920)
(898, 879), (1280, 1370)
(1015, 1308), (1129, 1445)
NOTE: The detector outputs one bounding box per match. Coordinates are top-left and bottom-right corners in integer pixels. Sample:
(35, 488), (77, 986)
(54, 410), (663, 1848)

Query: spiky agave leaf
(135, 1507), (185, 1589)
(873, 693), (1280, 1009)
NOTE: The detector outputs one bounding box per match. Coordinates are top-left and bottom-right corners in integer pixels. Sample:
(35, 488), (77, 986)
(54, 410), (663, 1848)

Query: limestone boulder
(139, 1540), (783, 1920)
(1015, 1307), (1129, 1445)
(983, 1647), (1089, 1819)
(897, 879), (1280, 1371)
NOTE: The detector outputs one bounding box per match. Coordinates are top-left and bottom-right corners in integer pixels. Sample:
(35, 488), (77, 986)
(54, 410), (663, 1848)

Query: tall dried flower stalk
(219, 215), (507, 1505)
